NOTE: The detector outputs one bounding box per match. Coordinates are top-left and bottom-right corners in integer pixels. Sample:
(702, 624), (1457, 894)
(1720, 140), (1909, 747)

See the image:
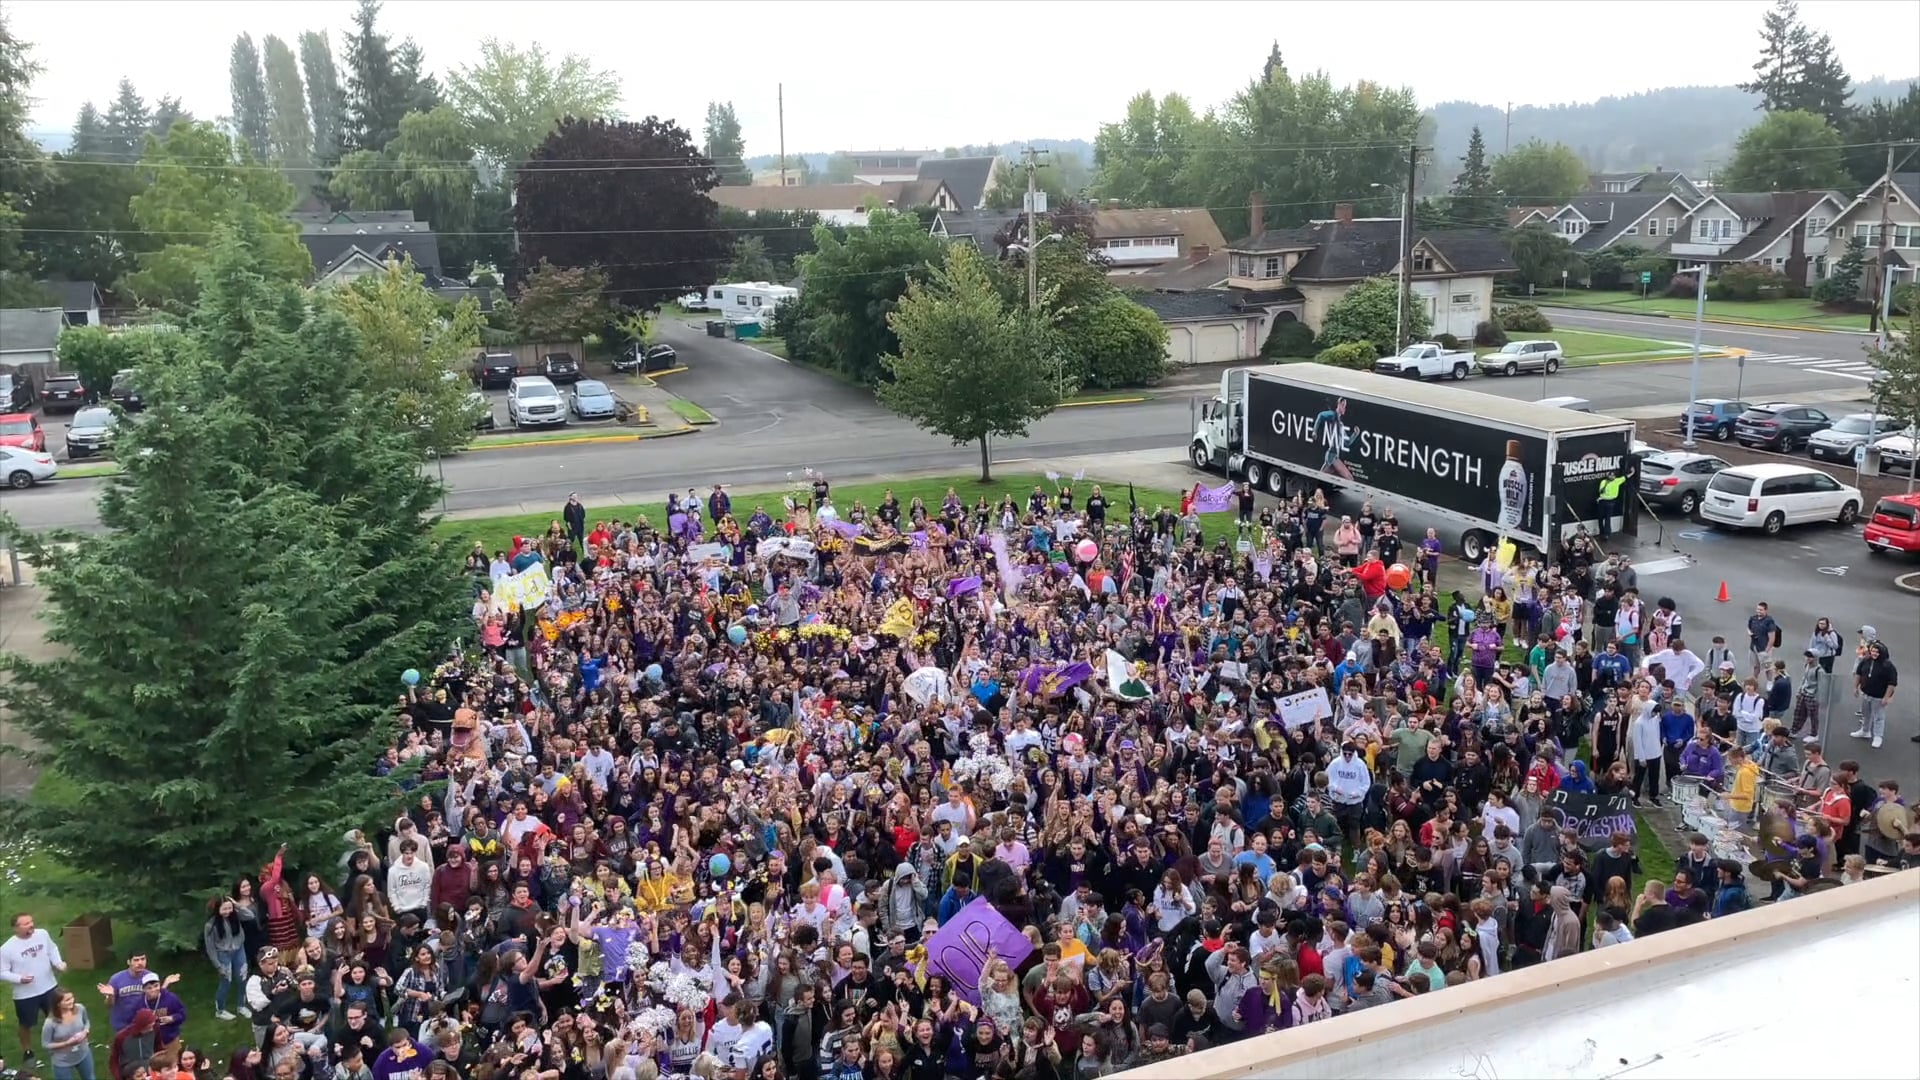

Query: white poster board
(1277, 687), (1332, 731)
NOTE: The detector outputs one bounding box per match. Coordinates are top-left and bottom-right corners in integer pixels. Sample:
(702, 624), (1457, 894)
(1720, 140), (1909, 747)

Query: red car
(0, 412), (44, 452)
(1864, 493), (1920, 556)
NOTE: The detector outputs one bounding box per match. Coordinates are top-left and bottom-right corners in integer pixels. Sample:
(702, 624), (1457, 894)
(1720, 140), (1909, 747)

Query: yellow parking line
(648, 366), (689, 377)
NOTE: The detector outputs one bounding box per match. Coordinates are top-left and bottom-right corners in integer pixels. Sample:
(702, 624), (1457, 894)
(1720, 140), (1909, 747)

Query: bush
(1262, 319), (1317, 359)
(1710, 263), (1790, 302)
(1473, 320), (1508, 347)
(1666, 273), (1701, 299)
(1496, 304), (1553, 333)
(1314, 341), (1375, 370)
(1434, 332), (1462, 351)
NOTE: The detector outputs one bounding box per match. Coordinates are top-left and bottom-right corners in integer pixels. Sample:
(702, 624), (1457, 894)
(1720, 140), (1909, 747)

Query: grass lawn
(1542, 292), (1869, 329)
(1635, 812), (1678, 883)
(1548, 328), (1693, 362)
(665, 399), (716, 425)
(434, 474), (1216, 553)
(57, 461), (121, 479)
(749, 335), (789, 359)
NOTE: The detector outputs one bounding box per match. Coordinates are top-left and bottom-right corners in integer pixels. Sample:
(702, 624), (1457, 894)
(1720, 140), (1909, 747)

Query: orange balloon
(1385, 563), (1412, 590)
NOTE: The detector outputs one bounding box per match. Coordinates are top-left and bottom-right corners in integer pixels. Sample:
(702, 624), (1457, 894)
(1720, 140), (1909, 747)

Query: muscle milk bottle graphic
(1496, 439), (1530, 532)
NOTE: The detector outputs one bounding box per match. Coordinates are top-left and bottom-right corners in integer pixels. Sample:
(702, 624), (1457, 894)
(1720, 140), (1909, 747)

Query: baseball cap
(1860, 625), (1877, 637)
(141, 972), (160, 984)
(1718, 661), (1735, 670)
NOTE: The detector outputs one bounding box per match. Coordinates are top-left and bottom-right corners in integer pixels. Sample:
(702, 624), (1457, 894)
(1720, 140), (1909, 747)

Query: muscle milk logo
(1561, 452), (1623, 481)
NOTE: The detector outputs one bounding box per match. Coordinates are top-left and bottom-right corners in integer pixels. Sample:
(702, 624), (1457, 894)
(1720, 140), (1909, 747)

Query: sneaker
(1849, 728), (1869, 738)
(1871, 735), (1883, 749)
(238, 1005), (253, 1018)
(215, 1009), (237, 1021)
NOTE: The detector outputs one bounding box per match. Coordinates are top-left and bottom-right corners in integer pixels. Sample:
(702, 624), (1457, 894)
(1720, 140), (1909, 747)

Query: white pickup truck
(1373, 341), (1475, 380)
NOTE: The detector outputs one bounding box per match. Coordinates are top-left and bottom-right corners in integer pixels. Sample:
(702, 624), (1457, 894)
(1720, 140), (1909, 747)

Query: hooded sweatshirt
(882, 863), (926, 935)
(1542, 887), (1582, 962)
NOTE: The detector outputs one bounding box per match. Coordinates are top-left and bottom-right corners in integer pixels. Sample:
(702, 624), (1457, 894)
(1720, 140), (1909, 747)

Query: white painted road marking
(1633, 555), (1695, 576)
(1755, 352), (1877, 382)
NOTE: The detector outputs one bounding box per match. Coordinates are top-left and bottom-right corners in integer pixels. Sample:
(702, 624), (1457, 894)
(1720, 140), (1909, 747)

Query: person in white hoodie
(387, 839), (435, 925)
(0, 913), (67, 1062)
(1643, 637), (1705, 695)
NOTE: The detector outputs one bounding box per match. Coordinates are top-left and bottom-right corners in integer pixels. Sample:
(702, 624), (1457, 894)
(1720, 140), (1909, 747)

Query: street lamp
(1679, 264), (1710, 448)
(1372, 182), (1408, 349)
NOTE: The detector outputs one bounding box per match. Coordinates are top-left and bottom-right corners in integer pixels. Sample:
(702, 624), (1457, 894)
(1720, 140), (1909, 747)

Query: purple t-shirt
(372, 1040), (433, 1080)
(107, 970), (146, 1030)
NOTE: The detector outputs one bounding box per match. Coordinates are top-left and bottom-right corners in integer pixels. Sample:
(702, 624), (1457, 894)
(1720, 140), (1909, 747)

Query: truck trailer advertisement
(1245, 376), (1552, 545)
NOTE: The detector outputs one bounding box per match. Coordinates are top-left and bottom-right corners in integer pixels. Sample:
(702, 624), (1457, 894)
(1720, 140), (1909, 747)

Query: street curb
(1895, 571), (1920, 595)
(647, 366), (689, 377)
(466, 426), (702, 452)
(1059, 396), (1148, 409)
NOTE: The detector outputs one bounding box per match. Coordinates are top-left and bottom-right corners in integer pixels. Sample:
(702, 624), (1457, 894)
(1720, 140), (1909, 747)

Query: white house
(1666, 190), (1844, 286)
(1824, 170), (1920, 290)
(708, 180), (959, 227)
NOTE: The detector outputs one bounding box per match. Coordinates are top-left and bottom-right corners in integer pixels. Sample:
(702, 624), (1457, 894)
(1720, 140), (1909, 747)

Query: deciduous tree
(515, 116), (728, 313)
(789, 209), (946, 383)
(714, 207), (830, 279)
(128, 122), (310, 309)
(229, 34), (272, 160)
(1865, 305), (1920, 457)
(300, 30), (346, 165)
(1490, 139), (1588, 204)
(702, 101), (747, 185)
(332, 106), (480, 243)
(1507, 224), (1582, 292)
(1722, 109), (1845, 192)
(0, 221), (465, 948)
(510, 260), (610, 342)
(1317, 276), (1429, 351)
(878, 243), (1060, 483)
(445, 40), (622, 169)
(1059, 294), (1168, 389)
(329, 260), (484, 455)
(723, 235), (777, 283)
(1092, 91), (1200, 208)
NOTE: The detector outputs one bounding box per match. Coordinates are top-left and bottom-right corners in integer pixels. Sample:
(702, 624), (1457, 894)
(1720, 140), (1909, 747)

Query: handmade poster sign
(1277, 687), (1332, 730)
(924, 897), (1035, 1005)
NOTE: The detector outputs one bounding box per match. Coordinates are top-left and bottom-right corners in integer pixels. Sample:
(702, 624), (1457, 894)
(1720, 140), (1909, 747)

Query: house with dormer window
(1665, 190), (1845, 285)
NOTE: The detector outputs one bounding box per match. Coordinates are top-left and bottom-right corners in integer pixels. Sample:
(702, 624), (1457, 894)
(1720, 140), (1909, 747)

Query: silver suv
(1806, 413), (1894, 463)
(506, 376), (566, 428)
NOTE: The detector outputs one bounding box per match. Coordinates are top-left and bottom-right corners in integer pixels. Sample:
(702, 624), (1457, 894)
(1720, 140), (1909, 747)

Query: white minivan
(1700, 462), (1861, 535)
(506, 376), (567, 428)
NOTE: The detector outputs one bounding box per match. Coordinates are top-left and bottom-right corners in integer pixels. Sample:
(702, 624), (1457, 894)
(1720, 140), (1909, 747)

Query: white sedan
(1864, 430), (1916, 475)
(0, 445), (60, 488)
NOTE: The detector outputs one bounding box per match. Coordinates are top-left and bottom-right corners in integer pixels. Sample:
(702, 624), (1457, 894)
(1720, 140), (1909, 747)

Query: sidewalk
(0, 572), (54, 799)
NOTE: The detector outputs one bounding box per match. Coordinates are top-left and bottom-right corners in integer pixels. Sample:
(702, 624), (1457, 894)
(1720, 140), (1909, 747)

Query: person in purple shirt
(97, 953), (176, 1032)
(1468, 622), (1504, 684)
(136, 971), (188, 1046)
(1678, 731), (1725, 789)
(372, 1028), (434, 1080)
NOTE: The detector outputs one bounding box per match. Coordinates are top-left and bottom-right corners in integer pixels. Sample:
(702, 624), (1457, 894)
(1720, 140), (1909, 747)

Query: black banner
(1553, 430), (1636, 530)
(1244, 376), (1551, 543)
(1547, 789), (1636, 849)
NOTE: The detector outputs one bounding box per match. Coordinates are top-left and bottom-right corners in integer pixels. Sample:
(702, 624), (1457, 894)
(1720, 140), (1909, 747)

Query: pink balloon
(1074, 539), (1098, 562)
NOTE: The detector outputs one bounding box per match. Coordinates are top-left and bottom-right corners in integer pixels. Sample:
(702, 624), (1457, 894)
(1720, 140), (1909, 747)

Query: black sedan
(474, 353), (520, 389)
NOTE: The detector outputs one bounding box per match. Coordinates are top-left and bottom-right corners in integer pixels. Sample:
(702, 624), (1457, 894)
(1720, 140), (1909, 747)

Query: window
(1696, 218), (1712, 239)
(1666, 216), (1677, 235)
(1645, 218), (1659, 238)
(1806, 216), (1828, 236)
(1815, 255), (1828, 278)
(1411, 250), (1435, 272)
(1261, 256), (1282, 280)
(1855, 223), (1883, 242)
(1717, 219), (1733, 240)
(1451, 293), (1474, 305)
(1625, 223), (1638, 235)
(1896, 225), (1920, 247)
(1233, 255), (1256, 278)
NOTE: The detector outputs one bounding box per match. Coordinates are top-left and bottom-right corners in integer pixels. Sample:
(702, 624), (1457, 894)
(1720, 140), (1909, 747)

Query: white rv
(702, 281), (799, 321)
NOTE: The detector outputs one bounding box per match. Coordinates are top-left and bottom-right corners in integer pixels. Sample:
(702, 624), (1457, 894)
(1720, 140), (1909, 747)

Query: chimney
(1248, 191), (1265, 238)
(1189, 244), (1212, 265)
(1333, 202), (1354, 225)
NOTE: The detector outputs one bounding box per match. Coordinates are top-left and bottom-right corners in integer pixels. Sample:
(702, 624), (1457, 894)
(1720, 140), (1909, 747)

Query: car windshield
(1828, 416), (1880, 435)
(72, 408), (114, 428)
(0, 419), (31, 436)
(1498, 344), (1526, 354)
(111, 373), (136, 390)
(576, 381), (609, 396)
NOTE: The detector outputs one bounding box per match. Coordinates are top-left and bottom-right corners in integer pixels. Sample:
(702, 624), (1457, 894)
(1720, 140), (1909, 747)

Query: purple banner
(824, 519), (860, 539)
(947, 576), (983, 598)
(925, 897), (1035, 1006)
(1020, 661), (1094, 696)
(1193, 482), (1234, 513)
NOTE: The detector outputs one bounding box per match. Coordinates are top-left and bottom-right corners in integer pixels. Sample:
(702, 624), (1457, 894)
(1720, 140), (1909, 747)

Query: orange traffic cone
(1715, 580), (1730, 603)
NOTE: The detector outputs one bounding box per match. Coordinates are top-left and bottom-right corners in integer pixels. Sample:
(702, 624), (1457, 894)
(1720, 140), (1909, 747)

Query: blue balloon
(401, 668), (421, 686)
(645, 663), (663, 682)
(728, 624), (748, 646)
(709, 852), (732, 878)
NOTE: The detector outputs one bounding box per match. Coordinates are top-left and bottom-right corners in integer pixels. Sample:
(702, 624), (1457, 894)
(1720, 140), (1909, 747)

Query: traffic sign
(1639, 271), (1652, 284)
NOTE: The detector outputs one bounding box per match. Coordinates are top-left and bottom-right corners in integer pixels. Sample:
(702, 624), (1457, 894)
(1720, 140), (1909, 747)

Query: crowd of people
(4, 473), (1912, 1080)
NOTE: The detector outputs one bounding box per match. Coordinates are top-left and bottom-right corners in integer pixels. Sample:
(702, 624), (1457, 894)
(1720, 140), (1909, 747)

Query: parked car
(0, 444), (57, 488)
(40, 374), (89, 414)
(570, 379), (618, 420)
(1863, 493), (1920, 556)
(1734, 402), (1832, 452)
(1477, 340), (1564, 376)
(108, 368), (145, 411)
(1807, 413), (1896, 463)
(1700, 463), (1860, 534)
(1676, 399), (1748, 441)
(0, 372), (36, 411)
(1866, 430), (1916, 475)
(468, 391), (495, 432)
(542, 352), (583, 384)
(474, 352), (520, 389)
(1537, 395), (1592, 413)
(1374, 341), (1474, 380)
(0, 412), (45, 452)
(642, 344), (678, 372)
(506, 376), (567, 428)
(1637, 450), (1730, 517)
(63, 406), (118, 459)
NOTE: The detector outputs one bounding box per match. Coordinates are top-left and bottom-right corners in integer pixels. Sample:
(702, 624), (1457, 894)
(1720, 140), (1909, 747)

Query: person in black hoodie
(780, 982), (830, 1080)
(1510, 880), (1552, 968)
(1587, 831), (1640, 908)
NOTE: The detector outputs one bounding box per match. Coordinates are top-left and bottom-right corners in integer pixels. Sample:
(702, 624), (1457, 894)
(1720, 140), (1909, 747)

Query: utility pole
(1397, 141), (1426, 351)
(1022, 144), (1048, 314)
(1871, 143), (1898, 334)
(1504, 102), (1512, 154)
(777, 83), (787, 187)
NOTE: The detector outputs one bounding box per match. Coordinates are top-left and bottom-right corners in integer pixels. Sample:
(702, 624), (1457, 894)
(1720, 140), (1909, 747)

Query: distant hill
(1426, 76), (1915, 187)
(745, 138), (1095, 176)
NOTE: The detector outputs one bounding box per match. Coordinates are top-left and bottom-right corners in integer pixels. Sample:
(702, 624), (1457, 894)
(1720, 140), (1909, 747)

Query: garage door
(1196, 324), (1240, 365)
(1166, 326), (1195, 366)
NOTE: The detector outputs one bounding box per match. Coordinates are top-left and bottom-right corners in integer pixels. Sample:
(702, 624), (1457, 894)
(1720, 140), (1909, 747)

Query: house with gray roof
(36, 281), (103, 326)
(913, 156), (1004, 211)
(1223, 202), (1517, 341)
(293, 210), (445, 286)
(928, 209), (1025, 259)
(1824, 170), (1920, 294)
(0, 307), (66, 375)
(1666, 190), (1846, 286)
(1585, 170), (1705, 204)
(1542, 192), (1695, 254)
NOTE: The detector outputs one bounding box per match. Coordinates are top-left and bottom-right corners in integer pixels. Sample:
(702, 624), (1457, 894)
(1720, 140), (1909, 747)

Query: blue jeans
(54, 1054), (98, 1080)
(213, 947), (247, 1011)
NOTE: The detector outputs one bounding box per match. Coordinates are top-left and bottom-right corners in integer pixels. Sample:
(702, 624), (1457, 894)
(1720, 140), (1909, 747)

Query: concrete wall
(1113, 869), (1920, 1080)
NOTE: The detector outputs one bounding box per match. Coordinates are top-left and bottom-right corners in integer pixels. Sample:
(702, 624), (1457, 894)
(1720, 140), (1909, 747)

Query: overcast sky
(11, 0), (1918, 154)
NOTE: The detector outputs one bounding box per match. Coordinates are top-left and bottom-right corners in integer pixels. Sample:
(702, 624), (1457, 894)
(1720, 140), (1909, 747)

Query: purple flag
(925, 897), (1035, 1006)
(1193, 481), (1235, 513)
(824, 519), (860, 539)
(1020, 661), (1094, 696)
(947, 576), (983, 598)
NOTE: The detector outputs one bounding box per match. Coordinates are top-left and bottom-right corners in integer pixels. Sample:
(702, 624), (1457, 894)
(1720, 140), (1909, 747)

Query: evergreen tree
(148, 95), (190, 139)
(70, 101), (107, 157)
(342, 0), (405, 152)
(703, 101), (747, 185)
(0, 11), (49, 307)
(229, 34), (273, 160)
(1790, 29), (1852, 128)
(1447, 125), (1502, 228)
(392, 40), (442, 116)
(1741, 0), (1808, 111)
(262, 35), (315, 177)
(0, 221), (466, 948)
(300, 29), (346, 164)
(1813, 235), (1866, 303)
(101, 78), (150, 160)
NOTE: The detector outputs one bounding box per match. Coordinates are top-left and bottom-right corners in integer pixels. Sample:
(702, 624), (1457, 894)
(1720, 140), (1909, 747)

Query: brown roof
(708, 182), (947, 213)
(1091, 208), (1226, 250)
(1106, 251), (1231, 292)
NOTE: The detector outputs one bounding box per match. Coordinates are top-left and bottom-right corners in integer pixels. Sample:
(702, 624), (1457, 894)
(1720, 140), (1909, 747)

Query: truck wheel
(1452, 363), (1469, 380)
(1190, 443), (1211, 470)
(1546, 358), (1561, 373)
(1266, 468), (1286, 495)
(1503, 361), (1519, 376)
(1460, 530), (1489, 562)
(1244, 461), (1264, 489)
